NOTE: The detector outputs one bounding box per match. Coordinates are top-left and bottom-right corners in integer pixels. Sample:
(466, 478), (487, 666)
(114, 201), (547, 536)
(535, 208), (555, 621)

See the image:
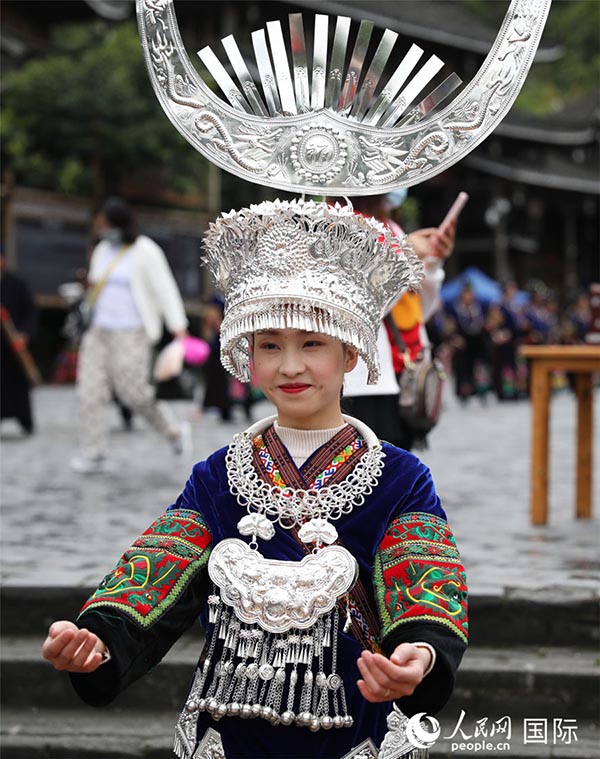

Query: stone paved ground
(1, 384), (599, 597)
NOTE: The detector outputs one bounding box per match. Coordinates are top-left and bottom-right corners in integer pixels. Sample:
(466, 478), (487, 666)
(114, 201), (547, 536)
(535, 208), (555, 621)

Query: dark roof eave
(496, 121), (597, 146)
(465, 155), (600, 195)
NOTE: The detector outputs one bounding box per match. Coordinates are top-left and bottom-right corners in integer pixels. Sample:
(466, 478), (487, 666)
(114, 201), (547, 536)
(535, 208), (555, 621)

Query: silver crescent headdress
(136, 0), (551, 381)
(137, 0), (551, 195)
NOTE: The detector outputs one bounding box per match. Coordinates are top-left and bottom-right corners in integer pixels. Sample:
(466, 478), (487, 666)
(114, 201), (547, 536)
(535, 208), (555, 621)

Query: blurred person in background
(199, 295), (258, 423)
(498, 280), (530, 398)
(70, 197), (189, 474)
(481, 280), (524, 402)
(448, 283), (490, 404)
(0, 252), (37, 435)
(199, 296), (233, 422)
(561, 291), (591, 344)
(523, 281), (558, 345)
(560, 290), (592, 392)
(341, 191), (455, 450)
(484, 302), (519, 401)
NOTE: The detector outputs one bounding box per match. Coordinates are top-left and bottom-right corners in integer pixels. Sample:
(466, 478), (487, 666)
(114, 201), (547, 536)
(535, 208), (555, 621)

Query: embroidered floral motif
(374, 511), (468, 644)
(79, 509), (212, 628)
(255, 434), (287, 488)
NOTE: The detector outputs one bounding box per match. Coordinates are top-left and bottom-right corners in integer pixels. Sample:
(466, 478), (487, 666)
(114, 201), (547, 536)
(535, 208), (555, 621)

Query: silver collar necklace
(225, 414), (385, 532)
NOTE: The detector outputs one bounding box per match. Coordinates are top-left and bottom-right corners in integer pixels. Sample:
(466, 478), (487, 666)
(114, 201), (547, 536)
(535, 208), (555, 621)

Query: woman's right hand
(42, 620), (107, 673)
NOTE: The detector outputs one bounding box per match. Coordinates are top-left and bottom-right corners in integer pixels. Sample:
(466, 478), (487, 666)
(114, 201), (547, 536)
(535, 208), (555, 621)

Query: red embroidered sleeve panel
(373, 511), (468, 645)
(79, 508), (213, 629)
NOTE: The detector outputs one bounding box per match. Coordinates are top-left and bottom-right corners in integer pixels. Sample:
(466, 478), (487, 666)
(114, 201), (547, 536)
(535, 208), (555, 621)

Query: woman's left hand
(356, 643), (432, 702)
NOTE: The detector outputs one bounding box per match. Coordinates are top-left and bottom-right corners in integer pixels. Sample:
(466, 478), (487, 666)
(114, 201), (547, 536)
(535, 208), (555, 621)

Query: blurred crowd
(428, 279), (594, 404)
(1, 195), (596, 449)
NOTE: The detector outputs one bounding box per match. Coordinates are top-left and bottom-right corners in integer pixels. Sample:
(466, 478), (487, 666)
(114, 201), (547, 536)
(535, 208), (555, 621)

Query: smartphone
(439, 191), (469, 234)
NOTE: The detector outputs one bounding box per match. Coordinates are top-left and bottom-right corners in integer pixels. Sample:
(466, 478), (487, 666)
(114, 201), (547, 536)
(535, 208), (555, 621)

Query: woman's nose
(279, 348), (305, 375)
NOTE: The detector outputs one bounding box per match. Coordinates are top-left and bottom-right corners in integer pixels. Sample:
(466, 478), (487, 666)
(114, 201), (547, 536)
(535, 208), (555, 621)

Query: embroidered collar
(253, 424), (367, 492)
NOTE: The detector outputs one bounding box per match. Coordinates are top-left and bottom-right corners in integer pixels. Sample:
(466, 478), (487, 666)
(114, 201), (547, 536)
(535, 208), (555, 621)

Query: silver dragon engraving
(137, 0), (551, 195)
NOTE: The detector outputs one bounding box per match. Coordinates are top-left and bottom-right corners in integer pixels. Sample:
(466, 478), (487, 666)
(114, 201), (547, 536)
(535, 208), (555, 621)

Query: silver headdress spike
(136, 0), (551, 195)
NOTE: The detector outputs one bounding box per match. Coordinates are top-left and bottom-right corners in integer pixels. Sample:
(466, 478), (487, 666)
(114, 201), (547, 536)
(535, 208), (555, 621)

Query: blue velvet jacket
(71, 433), (468, 759)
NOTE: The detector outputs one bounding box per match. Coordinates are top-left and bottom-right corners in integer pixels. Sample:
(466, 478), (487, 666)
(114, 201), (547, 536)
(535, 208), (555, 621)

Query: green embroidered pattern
(374, 511), (468, 644)
(79, 509), (212, 628)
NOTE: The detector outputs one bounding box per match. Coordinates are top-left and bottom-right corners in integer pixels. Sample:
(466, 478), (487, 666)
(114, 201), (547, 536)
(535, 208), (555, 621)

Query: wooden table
(520, 345), (600, 525)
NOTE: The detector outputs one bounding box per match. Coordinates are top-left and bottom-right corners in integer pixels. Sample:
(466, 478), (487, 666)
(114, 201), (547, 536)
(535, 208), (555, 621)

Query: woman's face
(252, 329), (358, 430)
(95, 212), (122, 245)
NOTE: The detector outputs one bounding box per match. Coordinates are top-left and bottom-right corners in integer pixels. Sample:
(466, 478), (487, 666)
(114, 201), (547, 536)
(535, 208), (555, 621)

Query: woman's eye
(259, 342), (278, 350)
(304, 340), (322, 348)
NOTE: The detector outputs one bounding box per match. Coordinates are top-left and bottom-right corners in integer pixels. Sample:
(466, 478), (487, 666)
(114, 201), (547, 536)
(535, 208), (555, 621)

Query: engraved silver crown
(137, 0), (551, 195)
(203, 199), (424, 384)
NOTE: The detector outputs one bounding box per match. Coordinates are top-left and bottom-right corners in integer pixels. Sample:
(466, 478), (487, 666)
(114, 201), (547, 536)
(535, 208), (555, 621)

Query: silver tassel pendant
(343, 596), (353, 633)
(207, 594), (220, 624)
(174, 599), (355, 740)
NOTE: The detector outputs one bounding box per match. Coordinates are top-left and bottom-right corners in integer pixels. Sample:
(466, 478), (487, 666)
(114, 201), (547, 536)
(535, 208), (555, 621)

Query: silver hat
(203, 199), (424, 384)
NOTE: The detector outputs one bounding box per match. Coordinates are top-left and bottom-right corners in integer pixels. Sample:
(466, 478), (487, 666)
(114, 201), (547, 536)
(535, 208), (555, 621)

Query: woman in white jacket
(71, 197), (189, 474)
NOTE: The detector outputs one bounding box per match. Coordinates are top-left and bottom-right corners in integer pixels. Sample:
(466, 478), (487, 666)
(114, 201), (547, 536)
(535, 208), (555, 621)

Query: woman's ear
(344, 346), (359, 373)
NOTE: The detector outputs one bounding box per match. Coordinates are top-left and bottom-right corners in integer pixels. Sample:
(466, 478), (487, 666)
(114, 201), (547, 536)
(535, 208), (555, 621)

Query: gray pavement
(1, 384), (599, 596)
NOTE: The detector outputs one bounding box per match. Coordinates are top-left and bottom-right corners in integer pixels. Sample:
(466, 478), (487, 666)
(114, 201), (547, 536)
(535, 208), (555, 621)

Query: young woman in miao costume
(42, 0), (555, 753)
(43, 199), (468, 759)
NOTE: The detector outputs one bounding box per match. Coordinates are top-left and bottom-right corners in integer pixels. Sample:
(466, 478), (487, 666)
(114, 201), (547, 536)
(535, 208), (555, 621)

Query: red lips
(279, 383), (311, 394)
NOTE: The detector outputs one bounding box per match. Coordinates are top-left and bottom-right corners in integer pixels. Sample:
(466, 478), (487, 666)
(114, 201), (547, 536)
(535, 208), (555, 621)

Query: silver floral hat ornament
(203, 199), (423, 384)
(137, 0), (551, 195)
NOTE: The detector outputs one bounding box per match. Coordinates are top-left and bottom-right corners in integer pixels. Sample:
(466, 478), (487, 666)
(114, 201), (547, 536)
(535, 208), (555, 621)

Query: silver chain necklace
(225, 415), (385, 530)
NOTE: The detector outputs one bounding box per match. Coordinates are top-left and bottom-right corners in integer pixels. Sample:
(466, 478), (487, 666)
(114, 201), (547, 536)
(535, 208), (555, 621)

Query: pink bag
(182, 336), (210, 365)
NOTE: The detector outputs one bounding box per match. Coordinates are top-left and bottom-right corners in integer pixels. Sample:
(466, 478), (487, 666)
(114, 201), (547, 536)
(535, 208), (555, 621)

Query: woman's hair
(100, 197), (138, 243)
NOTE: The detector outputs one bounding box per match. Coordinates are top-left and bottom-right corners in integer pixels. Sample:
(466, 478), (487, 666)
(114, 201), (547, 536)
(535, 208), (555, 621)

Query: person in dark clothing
(449, 284), (490, 403)
(0, 254), (37, 434)
(201, 297), (233, 422)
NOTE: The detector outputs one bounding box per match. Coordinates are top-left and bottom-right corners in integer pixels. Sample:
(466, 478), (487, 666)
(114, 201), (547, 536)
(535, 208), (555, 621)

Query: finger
(81, 650), (104, 672)
(357, 678), (381, 703)
(54, 629), (91, 669)
(48, 620), (75, 639)
(367, 651), (424, 693)
(369, 651), (413, 679)
(42, 628), (76, 662)
(366, 653), (419, 693)
(357, 652), (392, 694)
(390, 644), (418, 667)
(71, 633), (99, 668)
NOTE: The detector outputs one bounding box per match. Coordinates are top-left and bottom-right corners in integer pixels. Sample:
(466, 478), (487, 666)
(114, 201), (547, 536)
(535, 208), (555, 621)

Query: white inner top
(274, 421), (348, 468)
(92, 245), (144, 331)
